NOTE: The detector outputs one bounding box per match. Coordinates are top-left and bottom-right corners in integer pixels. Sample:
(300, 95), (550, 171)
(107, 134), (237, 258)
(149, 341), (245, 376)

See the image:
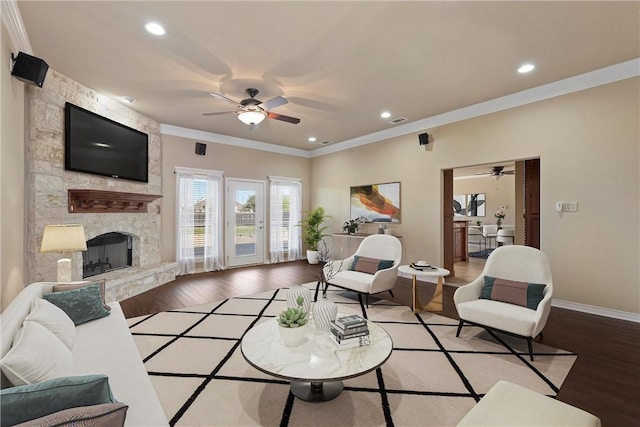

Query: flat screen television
(65, 102), (149, 183)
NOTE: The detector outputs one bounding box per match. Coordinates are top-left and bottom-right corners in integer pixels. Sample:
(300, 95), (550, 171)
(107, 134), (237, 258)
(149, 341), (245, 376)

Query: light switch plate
(562, 202), (578, 212)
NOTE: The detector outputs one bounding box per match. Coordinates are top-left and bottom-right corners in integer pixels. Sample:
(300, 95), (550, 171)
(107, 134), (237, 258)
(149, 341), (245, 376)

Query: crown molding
(310, 58), (640, 158)
(1, 0), (32, 53)
(160, 124), (311, 158)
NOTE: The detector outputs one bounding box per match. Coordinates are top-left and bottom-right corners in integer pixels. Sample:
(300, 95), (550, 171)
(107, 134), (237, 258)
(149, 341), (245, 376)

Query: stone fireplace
(25, 69), (177, 301)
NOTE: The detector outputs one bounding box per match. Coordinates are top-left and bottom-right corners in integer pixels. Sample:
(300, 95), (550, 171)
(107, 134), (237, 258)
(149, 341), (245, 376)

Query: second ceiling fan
(475, 165), (515, 179)
(203, 88), (301, 128)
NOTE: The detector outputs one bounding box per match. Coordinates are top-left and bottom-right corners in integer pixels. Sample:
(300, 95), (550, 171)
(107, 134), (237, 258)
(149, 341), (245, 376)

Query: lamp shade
(238, 110), (266, 126)
(40, 224), (87, 253)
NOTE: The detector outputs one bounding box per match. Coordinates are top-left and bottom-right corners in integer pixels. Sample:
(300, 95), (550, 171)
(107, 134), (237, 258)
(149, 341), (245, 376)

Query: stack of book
(410, 262), (436, 271)
(329, 314), (370, 350)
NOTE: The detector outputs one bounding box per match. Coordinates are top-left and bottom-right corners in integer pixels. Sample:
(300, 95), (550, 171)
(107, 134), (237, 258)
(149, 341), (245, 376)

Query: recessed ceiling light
(518, 63), (535, 73)
(120, 96), (136, 104)
(145, 22), (165, 36)
(308, 137), (316, 142)
(380, 111), (391, 119)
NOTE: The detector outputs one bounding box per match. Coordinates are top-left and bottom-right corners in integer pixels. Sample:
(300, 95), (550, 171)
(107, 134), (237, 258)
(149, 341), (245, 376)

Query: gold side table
(397, 265), (450, 313)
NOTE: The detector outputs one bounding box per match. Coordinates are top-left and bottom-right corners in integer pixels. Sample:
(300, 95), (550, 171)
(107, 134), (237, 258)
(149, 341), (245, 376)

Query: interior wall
(311, 77), (639, 314)
(160, 135), (311, 263)
(453, 175), (515, 227)
(0, 25), (26, 310)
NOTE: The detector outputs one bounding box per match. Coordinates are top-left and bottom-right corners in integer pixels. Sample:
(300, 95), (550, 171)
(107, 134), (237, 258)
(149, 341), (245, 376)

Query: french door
(225, 178), (265, 267)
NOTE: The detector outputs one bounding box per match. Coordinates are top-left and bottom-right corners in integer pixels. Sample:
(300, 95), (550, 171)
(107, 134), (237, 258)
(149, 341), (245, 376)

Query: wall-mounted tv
(65, 102), (148, 183)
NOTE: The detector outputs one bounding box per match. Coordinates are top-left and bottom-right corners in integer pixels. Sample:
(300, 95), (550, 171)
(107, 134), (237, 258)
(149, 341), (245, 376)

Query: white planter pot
(307, 250), (320, 264)
(278, 324), (308, 346)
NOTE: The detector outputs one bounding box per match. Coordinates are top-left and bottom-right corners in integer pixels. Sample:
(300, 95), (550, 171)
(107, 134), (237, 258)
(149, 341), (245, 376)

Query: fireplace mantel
(68, 189), (162, 213)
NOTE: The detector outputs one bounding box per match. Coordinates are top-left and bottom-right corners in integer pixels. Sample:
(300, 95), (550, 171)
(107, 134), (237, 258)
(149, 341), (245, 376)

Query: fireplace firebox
(83, 232), (132, 278)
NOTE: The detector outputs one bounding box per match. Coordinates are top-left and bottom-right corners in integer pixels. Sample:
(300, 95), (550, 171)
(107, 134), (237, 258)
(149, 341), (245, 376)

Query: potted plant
(277, 295), (308, 346)
(495, 210), (505, 228)
(343, 216), (365, 235)
(298, 207), (330, 264)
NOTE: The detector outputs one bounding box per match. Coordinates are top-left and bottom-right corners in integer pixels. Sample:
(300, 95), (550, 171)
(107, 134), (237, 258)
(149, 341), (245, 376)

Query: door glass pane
(235, 188), (256, 256)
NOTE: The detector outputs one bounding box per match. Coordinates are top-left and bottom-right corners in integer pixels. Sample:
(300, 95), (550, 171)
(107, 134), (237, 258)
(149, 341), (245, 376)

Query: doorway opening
(443, 158), (540, 281)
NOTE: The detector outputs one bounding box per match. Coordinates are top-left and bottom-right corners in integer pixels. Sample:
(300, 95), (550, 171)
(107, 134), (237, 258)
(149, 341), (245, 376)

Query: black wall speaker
(418, 132), (429, 146)
(195, 142), (207, 155)
(11, 52), (49, 87)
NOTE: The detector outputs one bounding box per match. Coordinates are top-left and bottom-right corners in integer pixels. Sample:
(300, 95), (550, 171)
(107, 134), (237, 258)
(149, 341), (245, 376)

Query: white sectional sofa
(0, 283), (167, 426)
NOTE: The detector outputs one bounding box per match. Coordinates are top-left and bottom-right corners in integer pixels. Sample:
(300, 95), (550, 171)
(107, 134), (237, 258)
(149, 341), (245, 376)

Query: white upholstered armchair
(454, 245), (553, 361)
(319, 234), (402, 306)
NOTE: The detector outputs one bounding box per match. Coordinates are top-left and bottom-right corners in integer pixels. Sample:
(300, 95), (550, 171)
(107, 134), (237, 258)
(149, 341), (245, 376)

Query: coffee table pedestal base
(290, 381), (343, 402)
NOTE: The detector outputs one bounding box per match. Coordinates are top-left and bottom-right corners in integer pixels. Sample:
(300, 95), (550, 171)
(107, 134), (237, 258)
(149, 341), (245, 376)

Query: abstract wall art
(350, 182), (401, 223)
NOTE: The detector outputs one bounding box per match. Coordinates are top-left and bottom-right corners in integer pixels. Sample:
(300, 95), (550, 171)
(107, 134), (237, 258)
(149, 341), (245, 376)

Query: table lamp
(40, 224), (87, 282)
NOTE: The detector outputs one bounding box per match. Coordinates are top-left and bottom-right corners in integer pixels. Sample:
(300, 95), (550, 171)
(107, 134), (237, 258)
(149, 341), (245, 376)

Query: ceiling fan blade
(261, 96), (288, 110)
(209, 92), (241, 106)
(503, 170), (516, 174)
(202, 110), (236, 116)
(267, 111), (301, 124)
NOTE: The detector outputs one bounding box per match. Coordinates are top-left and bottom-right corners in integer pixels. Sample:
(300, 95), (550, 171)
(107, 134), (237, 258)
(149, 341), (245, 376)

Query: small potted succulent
(277, 295), (308, 346)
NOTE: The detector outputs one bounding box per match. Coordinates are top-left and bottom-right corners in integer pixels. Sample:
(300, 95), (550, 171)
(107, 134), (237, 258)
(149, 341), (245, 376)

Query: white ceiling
(16, 1), (640, 152)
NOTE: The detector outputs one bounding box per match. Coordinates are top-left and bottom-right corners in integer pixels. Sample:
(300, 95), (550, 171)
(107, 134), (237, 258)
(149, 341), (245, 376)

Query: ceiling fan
(202, 88), (301, 128)
(475, 165), (516, 179)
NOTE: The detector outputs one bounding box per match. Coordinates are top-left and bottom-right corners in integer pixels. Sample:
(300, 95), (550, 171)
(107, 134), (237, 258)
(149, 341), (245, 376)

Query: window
(175, 167), (224, 275)
(269, 176), (302, 263)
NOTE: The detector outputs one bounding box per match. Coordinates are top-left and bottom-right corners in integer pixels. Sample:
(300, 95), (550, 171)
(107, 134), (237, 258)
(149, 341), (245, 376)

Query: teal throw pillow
(43, 283), (110, 325)
(481, 276), (547, 310)
(0, 374), (116, 427)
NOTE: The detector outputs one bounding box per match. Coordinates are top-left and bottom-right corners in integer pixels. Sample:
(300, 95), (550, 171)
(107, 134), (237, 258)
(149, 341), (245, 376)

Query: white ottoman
(457, 380), (601, 427)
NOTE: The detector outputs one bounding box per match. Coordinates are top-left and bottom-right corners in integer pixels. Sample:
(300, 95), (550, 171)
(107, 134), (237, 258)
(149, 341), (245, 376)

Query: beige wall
(311, 77), (639, 314)
(453, 175), (516, 226)
(1, 25), (26, 310)
(160, 135), (311, 263)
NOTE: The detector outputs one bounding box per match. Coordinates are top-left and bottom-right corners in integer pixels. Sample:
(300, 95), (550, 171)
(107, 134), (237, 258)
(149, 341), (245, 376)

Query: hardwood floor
(121, 260), (640, 427)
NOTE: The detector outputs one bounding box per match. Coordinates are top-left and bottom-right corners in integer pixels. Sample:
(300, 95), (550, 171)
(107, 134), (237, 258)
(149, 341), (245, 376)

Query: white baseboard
(551, 299), (640, 323)
(399, 272), (639, 323)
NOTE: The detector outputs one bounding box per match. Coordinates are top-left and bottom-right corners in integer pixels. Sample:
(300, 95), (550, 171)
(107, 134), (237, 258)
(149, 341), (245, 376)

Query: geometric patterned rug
(127, 283), (577, 426)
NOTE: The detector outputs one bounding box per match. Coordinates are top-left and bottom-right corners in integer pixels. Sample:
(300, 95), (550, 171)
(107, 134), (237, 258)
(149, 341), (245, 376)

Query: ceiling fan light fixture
(238, 110), (266, 126)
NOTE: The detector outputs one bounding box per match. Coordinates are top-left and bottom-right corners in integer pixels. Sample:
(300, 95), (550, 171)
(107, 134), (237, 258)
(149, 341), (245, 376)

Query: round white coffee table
(241, 316), (392, 402)
(397, 265), (450, 313)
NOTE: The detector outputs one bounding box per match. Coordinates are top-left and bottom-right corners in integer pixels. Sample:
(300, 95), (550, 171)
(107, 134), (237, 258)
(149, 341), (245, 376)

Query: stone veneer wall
(25, 69), (176, 300)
